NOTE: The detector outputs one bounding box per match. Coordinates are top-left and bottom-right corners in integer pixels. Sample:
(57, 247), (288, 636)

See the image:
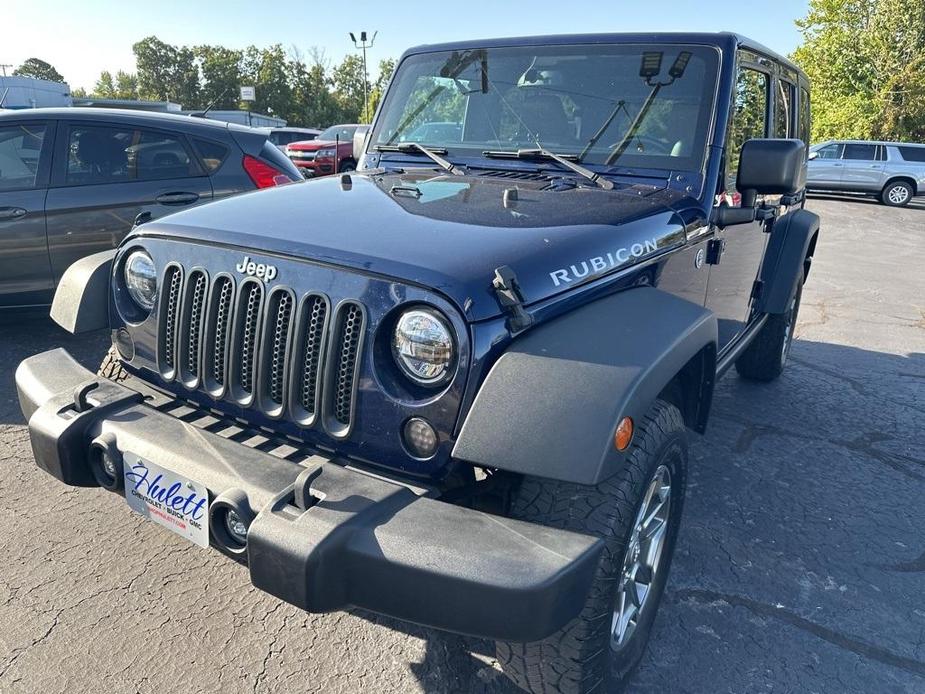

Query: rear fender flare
(452, 287), (718, 485)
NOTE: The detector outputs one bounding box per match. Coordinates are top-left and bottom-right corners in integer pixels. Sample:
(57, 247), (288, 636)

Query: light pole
(349, 31), (377, 121)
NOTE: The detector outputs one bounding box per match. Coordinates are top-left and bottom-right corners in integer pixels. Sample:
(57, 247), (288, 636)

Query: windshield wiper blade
(375, 143), (464, 175)
(483, 148), (614, 190)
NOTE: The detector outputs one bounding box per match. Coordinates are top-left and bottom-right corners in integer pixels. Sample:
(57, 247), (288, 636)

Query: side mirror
(737, 138), (806, 205)
(713, 139), (806, 228)
(353, 125), (371, 163)
(808, 150), (818, 161)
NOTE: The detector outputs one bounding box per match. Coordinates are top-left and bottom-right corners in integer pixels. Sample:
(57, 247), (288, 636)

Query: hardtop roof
(401, 32), (807, 81)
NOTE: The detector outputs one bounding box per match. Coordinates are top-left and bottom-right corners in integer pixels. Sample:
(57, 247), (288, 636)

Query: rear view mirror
(353, 125), (371, 162)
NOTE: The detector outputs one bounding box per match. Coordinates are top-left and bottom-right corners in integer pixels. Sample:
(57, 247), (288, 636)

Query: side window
(815, 143), (842, 159)
(798, 87), (811, 151)
(774, 80), (795, 138)
(726, 67), (769, 197)
(66, 125), (195, 185)
(0, 124), (47, 191)
(897, 146), (925, 162)
(192, 138), (230, 173)
(842, 143), (877, 161)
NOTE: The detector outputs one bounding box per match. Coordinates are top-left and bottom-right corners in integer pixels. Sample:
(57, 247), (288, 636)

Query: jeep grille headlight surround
(391, 308), (455, 386)
(124, 249), (157, 311)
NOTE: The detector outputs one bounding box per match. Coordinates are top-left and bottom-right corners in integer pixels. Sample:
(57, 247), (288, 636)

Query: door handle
(155, 192), (200, 205)
(832, 163), (843, 167)
(0, 207), (27, 221)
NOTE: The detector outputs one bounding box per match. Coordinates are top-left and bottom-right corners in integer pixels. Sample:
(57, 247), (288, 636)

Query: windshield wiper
(483, 148), (614, 190)
(375, 143), (465, 176)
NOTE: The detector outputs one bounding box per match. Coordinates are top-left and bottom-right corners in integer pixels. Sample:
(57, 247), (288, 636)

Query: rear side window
(842, 143), (878, 161)
(193, 138), (230, 173)
(66, 125), (196, 184)
(0, 124), (46, 191)
(898, 146), (925, 162)
(798, 87), (811, 151)
(774, 80), (794, 138)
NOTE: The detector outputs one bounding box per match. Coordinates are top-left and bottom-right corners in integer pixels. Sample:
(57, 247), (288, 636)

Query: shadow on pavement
(0, 312), (110, 425)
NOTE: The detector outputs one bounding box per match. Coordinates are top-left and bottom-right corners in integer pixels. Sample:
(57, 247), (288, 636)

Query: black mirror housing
(737, 138), (806, 197)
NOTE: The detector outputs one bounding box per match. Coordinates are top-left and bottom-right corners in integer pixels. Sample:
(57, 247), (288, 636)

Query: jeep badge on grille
(235, 255), (278, 281)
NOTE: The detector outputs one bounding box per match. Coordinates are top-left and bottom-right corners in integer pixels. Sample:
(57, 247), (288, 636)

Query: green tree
(368, 58), (397, 119)
(332, 54), (367, 122)
(792, 0), (925, 141)
(114, 71), (139, 100)
(196, 45), (243, 110)
(13, 58), (65, 83)
(287, 51), (342, 126)
(93, 71), (117, 98)
(133, 36), (200, 106)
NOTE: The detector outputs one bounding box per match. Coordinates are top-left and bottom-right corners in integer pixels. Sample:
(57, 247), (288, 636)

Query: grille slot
(158, 265), (184, 378)
(258, 289), (295, 412)
(289, 294), (329, 425)
(230, 281), (264, 400)
(203, 275), (235, 395)
(327, 302), (365, 433)
(177, 270), (208, 385)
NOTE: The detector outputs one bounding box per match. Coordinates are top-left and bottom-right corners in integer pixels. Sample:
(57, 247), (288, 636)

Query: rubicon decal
(549, 238), (660, 287)
(236, 255), (278, 281)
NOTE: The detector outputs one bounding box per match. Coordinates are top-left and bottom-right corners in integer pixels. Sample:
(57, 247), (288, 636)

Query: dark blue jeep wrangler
(16, 32), (818, 693)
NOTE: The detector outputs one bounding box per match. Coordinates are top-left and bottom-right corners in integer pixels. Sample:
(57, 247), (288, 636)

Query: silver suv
(807, 140), (925, 207)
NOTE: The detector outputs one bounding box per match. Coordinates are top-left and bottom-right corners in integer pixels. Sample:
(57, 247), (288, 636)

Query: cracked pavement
(0, 196), (923, 693)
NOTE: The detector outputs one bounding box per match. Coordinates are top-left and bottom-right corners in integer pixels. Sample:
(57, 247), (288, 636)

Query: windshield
(318, 125), (358, 142)
(370, 43), (719, 171)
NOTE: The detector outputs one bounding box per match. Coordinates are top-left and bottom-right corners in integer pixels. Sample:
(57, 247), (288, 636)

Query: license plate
(123, 453), (210, 548)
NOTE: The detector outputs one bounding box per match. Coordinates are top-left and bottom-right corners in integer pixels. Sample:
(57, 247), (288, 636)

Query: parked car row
(0, 108), (301, 307)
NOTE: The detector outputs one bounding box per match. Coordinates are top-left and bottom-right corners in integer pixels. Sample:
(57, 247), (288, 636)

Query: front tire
(496, 400), (687, 693)
(881, 180), (913, 207)
(735, 281), (803, 382)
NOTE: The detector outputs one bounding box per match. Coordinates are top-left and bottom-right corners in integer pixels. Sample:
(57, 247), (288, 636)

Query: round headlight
(391, 308), (455, 386)
(124, 250), (157, 311)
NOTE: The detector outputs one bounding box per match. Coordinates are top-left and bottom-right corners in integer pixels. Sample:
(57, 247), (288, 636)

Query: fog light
(403, 417), (439, 459)
(224, 509), (249, 545)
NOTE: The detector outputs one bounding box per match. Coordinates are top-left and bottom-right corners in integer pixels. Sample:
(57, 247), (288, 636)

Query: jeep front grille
(157, 265), (366, 437)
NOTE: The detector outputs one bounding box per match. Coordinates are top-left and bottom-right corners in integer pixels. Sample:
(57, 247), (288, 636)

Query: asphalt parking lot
(0, 195), (923, 693)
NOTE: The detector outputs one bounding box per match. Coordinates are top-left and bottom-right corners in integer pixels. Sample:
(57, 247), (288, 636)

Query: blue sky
(6, 0), (810, 90)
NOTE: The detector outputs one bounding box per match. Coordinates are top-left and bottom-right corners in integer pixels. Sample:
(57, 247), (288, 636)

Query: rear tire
(735, 281), (803, 382)
(881, 180), (913, 207)
(496, 400), (687, 693)
(98, 346), (128, 383)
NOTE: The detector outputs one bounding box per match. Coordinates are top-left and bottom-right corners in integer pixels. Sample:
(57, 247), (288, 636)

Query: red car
(286, 124), (361, 177)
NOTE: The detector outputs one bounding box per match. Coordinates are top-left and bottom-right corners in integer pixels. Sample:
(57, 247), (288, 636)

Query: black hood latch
(492, 266), (534, 334)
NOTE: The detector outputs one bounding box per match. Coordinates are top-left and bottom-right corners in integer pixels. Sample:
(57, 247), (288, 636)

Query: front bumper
(15, 348), (603, 642)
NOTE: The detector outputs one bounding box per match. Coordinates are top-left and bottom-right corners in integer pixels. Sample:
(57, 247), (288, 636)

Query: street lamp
(349, 30), (377, 122)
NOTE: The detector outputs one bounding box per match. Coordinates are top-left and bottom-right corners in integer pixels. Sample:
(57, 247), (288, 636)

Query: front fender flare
(49, 249), (115, 334)
(759, 208), (820, 314)
(452, 287), (717, 485)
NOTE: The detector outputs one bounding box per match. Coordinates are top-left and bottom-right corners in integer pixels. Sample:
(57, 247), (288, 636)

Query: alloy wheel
(611, 464), (672, 651)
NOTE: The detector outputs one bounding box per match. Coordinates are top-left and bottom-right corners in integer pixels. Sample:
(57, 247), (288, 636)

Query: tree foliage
(13, 58), (64, 83)
(792, 0), (925, 141)
(81, 36), (393, 127)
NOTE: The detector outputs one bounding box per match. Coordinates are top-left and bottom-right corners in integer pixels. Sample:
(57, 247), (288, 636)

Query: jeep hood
(137, 170), (693, 322)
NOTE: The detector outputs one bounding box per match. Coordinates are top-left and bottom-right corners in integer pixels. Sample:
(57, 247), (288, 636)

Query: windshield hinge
(492, 266), (534, 334)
